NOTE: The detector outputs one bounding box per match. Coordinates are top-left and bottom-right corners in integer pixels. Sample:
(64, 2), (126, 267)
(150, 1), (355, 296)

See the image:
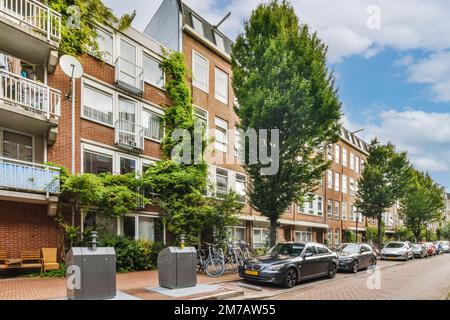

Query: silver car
(437, 241), (450, 253)
(380, 241), (414, 261)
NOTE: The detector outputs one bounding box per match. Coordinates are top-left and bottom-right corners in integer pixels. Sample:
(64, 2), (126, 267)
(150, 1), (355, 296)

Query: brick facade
(0, 201), (60, 258)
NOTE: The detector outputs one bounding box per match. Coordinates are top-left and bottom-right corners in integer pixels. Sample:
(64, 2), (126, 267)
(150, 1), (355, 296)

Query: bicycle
(197, 242), (225, 277)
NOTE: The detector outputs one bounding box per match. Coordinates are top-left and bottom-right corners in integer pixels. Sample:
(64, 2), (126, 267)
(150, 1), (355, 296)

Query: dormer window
(191, 14), (204, 36)
(214, 31), (225, 51)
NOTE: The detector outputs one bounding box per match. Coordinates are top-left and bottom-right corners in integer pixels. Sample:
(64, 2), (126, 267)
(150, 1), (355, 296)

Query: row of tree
(231, 0), (446, 248)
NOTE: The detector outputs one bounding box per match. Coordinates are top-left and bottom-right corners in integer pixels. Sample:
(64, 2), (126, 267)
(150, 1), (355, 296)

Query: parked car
(239, 242), (338, 288)
(434, 242), (444, 255)
(412, 243), (428, 259)
(336, 243), (377, 273)
(423, 242), (436, 256)
(380, 241), (414, 261)
(437, 241), (450, 253)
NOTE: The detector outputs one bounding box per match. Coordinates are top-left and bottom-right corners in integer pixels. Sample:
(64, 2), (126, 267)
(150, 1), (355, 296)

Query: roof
(339, 126), (370, 155)
(180, 1), (234, 55)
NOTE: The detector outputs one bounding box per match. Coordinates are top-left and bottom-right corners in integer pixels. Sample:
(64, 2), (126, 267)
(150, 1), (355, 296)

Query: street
(268, 254), (450, 300)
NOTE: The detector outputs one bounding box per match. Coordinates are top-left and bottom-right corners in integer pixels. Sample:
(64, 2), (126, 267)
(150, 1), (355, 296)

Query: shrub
(98, 234), (165, 273)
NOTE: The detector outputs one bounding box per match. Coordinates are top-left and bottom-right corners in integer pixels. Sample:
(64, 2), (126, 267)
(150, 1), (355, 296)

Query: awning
(238, 215), (329, 229)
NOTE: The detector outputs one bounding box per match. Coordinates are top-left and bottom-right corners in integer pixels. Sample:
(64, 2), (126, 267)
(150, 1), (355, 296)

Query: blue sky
(104, 0), (450, 190)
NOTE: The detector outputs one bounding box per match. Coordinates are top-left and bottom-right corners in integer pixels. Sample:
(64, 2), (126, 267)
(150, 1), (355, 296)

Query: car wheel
(328, 263), (337, 279)
(352, 260), (359, 273)
(283, 268), (298, 289)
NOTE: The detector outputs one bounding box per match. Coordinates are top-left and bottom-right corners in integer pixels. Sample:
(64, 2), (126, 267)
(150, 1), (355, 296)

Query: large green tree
(355, 139), (412, 247)
(399, 170), (444, 242)
(232, 0), (341, 246)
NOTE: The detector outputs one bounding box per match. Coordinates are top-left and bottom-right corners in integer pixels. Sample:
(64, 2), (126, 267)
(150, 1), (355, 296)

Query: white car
(380, 241), (414, 261)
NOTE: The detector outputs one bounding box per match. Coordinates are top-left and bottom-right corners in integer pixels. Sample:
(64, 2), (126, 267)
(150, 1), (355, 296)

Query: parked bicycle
(196, 242), (225, 277)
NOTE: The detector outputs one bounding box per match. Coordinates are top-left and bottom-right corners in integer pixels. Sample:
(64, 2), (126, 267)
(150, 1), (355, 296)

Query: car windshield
(412, 244), (422, 249)
(268, 243), (305, 256)
(339, 243), (360, 253)
(386, 242), (404, 248)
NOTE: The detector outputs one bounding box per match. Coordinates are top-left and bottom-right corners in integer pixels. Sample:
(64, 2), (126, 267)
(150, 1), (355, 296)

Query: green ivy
(46, 0), (131, 56)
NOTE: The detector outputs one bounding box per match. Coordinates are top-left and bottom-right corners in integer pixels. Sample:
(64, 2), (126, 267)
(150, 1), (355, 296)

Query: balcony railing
(115, 119), (144, 153)
(0, 157), (60, 195)
(115, 57), (144, 96)
(0, 69), (61, 119)
(0, 0), (61, 41)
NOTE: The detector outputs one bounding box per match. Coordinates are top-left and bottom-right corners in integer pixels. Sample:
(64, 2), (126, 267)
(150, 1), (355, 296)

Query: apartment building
(0, 0), (62, 257)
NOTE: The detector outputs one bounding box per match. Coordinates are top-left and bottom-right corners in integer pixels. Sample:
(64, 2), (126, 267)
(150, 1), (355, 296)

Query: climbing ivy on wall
(45, 0), (132, 56)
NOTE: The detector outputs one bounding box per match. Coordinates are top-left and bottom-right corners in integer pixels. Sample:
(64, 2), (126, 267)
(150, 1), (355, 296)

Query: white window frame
(142, 52), (165, 89)
(334, 172), (340, 192)
(92, 26), (114, 65)
(342, 175), (348, 194)
(214, 31), (225, 52)
(0, 128), (35, 163)
(214, 67), (229, 105)
(355, 155), (360, 173)
(117, 153), (139, 175)
(334, 144), (340, 164)
(191, 14), (204, 36)
(215, 117), (228, 153)
(215, 167), (229, 198)
(327, 170), (333, 189)
(142, 104), (165, 143)
(81, 79), (115, 127)
(327, 200), (333, 218)
(342, 147), (348, 167)
(253, 226), (269, 248)
(334, 201), (340, 220)
(350, 153), (355, 170)
(317, 196), (323, 215)
(342, 202), (347, 220)
(327, 144), (333, 161)
(192, 50), (209, 93)
(194, 105), (209, 138)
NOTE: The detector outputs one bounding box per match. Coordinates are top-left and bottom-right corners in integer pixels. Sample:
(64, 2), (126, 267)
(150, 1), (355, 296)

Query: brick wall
(0, 201), (60, 258)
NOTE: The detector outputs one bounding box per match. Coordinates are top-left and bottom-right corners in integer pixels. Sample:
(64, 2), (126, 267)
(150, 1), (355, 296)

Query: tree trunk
(270, 219), (278, 247)
(377, 214), (383, 248)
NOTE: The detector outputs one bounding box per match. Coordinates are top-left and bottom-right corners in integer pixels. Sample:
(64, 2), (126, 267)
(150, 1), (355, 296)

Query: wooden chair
(20, 249), (42, 271)
(0, 250), (7, 270)
(41, 248), (59, 272)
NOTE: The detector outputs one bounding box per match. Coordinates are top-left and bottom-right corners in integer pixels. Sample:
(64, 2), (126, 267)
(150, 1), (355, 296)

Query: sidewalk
(0, 271), (241, 300)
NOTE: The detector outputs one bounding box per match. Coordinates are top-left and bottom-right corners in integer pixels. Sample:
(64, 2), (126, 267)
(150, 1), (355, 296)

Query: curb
(192, 290), (244, 300)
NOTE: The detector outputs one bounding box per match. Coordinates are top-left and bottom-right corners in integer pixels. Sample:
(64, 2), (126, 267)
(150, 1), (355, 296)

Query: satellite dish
(60, 55), (83, 79)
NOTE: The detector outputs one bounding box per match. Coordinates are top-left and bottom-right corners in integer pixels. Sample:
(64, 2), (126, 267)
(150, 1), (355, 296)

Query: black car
(239, 242), (338, 288)
(336, 243), (377, 273)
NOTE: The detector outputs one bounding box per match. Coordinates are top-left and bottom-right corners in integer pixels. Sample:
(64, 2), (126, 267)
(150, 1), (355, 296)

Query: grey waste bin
(66, 247), (116, 300)
(157, 247), (197, 289)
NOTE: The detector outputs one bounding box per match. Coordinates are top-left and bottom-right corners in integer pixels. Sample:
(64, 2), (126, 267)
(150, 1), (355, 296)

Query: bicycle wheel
(205, 258), (225, 277)
(226, 255), (240, 272)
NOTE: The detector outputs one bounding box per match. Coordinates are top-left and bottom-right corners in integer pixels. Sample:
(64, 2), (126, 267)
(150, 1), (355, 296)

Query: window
(308, 197), (314, 214)
(327, 170), (333, 189)
(215, 117), (228, 152)
(214, 31), (225, 51)
(234, 130), (243, 160)
(123, 215), (164, 242)
(334, 229), (340, 245)
(215, 67), (229, 104)
(358, 212), (364, 223)
(334, 172), (340, 192)
(295, 231), (312, 242)
(228, 224), (246, 242)
(253, 224), (269, 248)
(342, 175), (348, 194)
(216, 168), (228, 198)
(235, 173), (246, 203)
(119, 39), (138, 87)
(350, 205), (356, 221)
(355, 155), (360, 173)
(2, 131), (32, 162)
(342, 202), (347, 220)
(118, 97), (136, 123)
(191, 14), (204, 36)
(361, 159), (365, 172)
(327, 144), (333, 160)
(95, 28), (113, 64)
(327, 230), (332, 245)
(142, 108), (164, 141)
(335, 144), (340, 164)
(120, 157), (136, 174)
(317, 196), (323, 215)
(327, 200), (333, 218)
(83, 85), (113, 125)
(194, 107), (208, 130)
(193, 51), (208, 92)
(350, 153), (355, 170)
(342, 148), (348, 167)
(143, 54), (164, 88)
(83, 151), (113, 174)
(334, 201), (340, 220)
(350, 177), (356, 195)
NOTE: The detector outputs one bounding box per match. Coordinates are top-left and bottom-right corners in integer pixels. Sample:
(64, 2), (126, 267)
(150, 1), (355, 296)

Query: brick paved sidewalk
(0, 271), (240, 300)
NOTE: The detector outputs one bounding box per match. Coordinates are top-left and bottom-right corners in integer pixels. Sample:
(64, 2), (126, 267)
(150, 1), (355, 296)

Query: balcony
(115, 57), (144, 96)
(115, 119), (144, 153)
(0, 69), (60, 141)
(0, 0), (61, 64)
(0, 157), (60, 204)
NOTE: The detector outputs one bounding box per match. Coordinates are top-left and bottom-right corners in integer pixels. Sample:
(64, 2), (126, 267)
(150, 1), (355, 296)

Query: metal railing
(0, 157), (60, 194)
(115, 57), (144, 95)
(115, 118), (144, 153)
(0, 0), (61, 41)
(0, 69), (61, 119)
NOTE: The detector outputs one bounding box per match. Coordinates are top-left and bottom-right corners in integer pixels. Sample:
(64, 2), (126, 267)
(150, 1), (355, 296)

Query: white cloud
(355, 110), (450, 172)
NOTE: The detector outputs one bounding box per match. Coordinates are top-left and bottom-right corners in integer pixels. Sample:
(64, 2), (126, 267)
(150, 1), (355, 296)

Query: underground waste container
(66, 246), (116, 300)
(157, 247), (197, 289)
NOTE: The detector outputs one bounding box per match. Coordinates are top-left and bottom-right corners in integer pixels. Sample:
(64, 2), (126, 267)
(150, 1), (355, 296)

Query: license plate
(245, 270), (259, 276)
(388, 257), (397, 260)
